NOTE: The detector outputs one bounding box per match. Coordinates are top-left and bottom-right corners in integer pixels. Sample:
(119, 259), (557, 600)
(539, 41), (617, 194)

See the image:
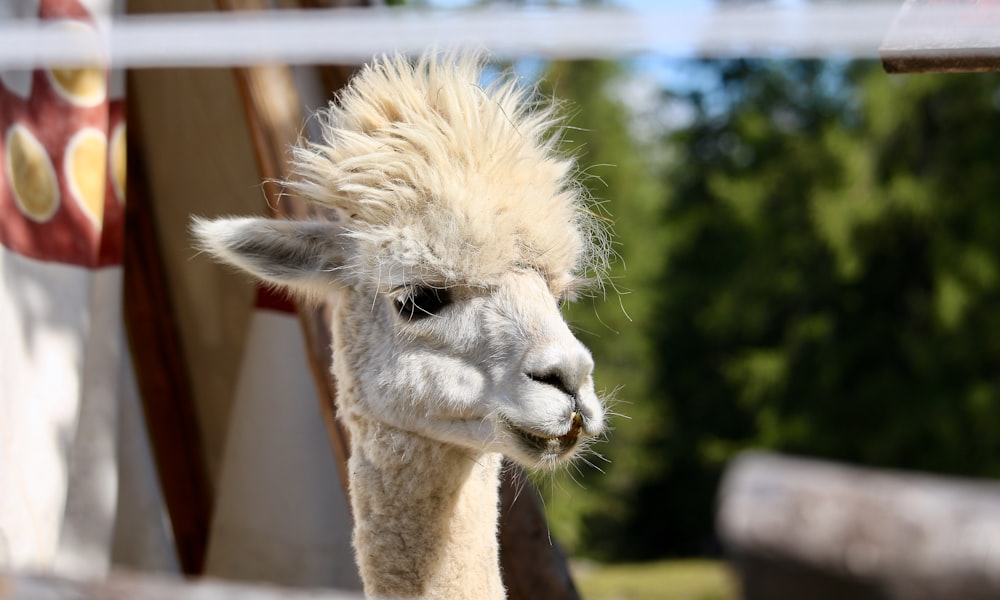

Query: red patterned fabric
(0, 0), (125, 268)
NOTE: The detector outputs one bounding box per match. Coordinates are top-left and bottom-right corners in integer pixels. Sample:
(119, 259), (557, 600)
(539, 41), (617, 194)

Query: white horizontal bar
(0, 3), (989, 70)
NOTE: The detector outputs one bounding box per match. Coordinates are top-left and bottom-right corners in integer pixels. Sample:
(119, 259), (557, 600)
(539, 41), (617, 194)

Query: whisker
(580, 453), (608, 472)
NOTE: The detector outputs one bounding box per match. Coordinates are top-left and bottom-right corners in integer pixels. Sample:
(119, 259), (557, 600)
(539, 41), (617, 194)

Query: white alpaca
(193, 52), (608, 599)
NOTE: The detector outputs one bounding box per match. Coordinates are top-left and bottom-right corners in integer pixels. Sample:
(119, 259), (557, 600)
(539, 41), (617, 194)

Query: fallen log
(718, 452), (1000, 600)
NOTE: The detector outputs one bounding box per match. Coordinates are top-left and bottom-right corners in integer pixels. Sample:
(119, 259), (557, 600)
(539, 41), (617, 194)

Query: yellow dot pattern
(49, 66), (106, 107)
(45, 20), (106, 108)
(6, 124), (59, 223)
(0, 5), (126, 267)
(65, 128), (107, 227)
(109, 123), (126, 205)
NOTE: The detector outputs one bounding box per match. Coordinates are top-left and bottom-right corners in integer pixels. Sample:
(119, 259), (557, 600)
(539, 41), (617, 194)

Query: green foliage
(636, 61), (1000, 557)
(543, 57), (1000, 560)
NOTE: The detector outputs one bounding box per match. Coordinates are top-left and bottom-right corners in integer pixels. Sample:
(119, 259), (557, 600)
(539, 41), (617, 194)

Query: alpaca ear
(191, 216), (352, 296)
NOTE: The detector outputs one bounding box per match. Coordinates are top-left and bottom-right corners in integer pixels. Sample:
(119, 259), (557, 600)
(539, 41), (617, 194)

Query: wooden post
(123, 105), (213, 575)
(881, 0), (1000, 74)
(223, 49), (354, 493)
(719, 452), (1000, 600)
(215, 0), (357, 495)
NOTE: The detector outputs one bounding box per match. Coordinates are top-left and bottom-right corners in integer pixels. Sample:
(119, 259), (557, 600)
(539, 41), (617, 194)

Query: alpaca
(193, 52), (608, 599)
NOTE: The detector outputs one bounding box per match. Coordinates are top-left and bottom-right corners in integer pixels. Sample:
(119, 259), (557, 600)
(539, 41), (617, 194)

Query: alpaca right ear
(191, 216), (353, 297)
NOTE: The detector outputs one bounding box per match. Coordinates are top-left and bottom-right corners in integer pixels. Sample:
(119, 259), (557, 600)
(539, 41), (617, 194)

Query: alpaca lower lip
(504, 417), (582, 456)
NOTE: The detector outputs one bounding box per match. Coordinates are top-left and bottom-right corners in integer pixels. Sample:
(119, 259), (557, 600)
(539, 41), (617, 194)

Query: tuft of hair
(286, 51), (609, 296)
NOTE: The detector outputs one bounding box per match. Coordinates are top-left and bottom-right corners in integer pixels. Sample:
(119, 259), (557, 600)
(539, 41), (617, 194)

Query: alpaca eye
(395, 286), (451, 321)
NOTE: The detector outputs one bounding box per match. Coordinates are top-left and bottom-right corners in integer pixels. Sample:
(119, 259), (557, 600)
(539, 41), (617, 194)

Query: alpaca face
(342, 266), (604, 467)
(192, 216), (605, 467)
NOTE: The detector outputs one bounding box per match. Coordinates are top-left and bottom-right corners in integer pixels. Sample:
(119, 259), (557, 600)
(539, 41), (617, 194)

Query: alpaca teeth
(502, 415), (582, 456)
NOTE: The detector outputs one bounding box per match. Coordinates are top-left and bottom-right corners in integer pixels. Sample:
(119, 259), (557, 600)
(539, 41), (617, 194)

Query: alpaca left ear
(191, 216), (352, 297)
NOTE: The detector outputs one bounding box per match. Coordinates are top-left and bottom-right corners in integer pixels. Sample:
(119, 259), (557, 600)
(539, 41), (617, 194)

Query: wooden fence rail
(719, 452), (1000, 600)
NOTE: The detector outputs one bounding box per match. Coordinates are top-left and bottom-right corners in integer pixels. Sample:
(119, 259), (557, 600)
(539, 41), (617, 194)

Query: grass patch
(572, 559), (737, 600)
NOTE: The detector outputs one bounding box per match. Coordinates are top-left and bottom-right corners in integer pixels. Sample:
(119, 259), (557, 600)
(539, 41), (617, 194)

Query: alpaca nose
(527, 370), (577, 400)
(524, 343), (595, 401)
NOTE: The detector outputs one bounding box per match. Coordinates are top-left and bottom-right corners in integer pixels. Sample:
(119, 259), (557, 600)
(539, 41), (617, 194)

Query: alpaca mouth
(504, 412), (585, 458)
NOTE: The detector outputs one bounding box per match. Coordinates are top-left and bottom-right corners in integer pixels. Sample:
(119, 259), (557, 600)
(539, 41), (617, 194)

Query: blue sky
(419, 0), (817, 131)
(421, 0), (726, 93)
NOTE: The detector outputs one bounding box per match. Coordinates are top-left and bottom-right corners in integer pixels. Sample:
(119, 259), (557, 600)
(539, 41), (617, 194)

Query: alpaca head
(194, 53), (608, 468)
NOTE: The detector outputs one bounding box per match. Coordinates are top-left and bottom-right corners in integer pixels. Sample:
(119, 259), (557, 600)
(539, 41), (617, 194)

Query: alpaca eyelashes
(394, 286), (452, 321)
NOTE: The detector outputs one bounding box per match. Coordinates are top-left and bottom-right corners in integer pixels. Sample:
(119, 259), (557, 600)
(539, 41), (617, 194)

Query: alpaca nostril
(527, 371), (576, 399)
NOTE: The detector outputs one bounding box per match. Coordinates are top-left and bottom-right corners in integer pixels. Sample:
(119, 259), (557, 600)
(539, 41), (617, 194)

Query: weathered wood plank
(719, 452), (1000, 599)
(219, 0), (354, 497)
(123, 102), (212, 575)
(881, 0), (1000, 73)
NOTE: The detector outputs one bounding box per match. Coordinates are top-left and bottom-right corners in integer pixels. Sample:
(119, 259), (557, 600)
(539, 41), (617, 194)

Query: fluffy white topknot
(286, 51), (608, 295)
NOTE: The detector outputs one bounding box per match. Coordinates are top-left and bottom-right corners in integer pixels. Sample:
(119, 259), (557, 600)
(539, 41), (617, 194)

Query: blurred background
(531, 35), (1000, 600)
(546, 50), (1000, 548)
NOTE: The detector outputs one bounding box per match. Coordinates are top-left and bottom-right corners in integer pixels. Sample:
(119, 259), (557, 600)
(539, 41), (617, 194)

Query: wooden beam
(123, 98), (212, 575)
(719, 452), (1000, 600)
(218, 0), (354, 495)
(881, 0), (1000, 73)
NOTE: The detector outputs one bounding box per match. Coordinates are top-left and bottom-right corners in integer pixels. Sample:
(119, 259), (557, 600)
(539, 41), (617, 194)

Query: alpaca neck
(347, 416), (505, 599)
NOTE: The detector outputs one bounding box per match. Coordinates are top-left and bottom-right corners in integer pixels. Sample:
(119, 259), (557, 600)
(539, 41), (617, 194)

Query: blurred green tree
(620, 60), (1000, 559)
(542, 56), (1000, 560)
